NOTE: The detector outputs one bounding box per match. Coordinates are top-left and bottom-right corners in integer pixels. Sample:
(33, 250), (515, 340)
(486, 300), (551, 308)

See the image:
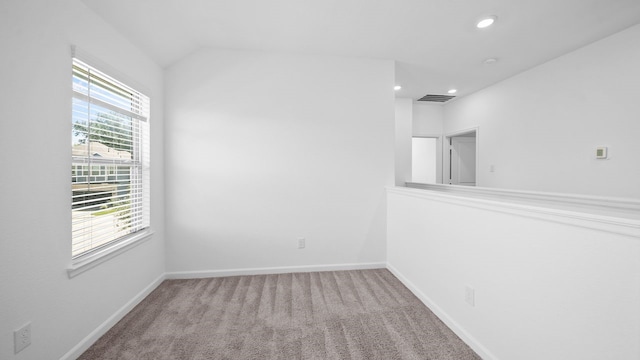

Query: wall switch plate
(14, 323), (31, 354)
(297, 238), (305, 249)
(465, 286), (475, 307)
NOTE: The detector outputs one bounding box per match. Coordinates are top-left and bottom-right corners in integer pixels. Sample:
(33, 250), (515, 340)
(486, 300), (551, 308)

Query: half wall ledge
(394, 183), (640, 239)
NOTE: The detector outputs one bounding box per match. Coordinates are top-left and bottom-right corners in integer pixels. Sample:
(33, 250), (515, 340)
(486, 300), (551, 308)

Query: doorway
(444, 129), (477, 186)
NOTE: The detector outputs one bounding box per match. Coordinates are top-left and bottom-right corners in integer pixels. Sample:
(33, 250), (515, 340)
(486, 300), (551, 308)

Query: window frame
(68, 48), (152, 277)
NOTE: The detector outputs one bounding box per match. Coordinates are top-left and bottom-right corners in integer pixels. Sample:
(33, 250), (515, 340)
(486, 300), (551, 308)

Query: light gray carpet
(80, 269), (481, 359)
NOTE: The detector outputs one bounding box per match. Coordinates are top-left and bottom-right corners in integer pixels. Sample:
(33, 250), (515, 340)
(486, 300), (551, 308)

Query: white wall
(164, 49), (394, 273)
(395, 98), (413, 185)
(444, 24), (640, 198)
(413, 102), (443, 136)
(387, 187), (640, 360)
(411, 138), (437, 183)
(0, 1), (165, 359)
(412, 102), (444, 183)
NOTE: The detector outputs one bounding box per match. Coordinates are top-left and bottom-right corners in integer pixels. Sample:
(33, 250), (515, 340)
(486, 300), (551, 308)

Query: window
(71, 57), (150, 258)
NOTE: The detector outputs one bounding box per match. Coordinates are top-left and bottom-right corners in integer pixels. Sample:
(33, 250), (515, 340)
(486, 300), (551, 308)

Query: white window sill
(67, 229), (154, 279)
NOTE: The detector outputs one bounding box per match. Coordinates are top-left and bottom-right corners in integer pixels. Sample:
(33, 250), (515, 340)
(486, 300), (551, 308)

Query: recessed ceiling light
(477, 16), (497, 29)
(483, 58), (498, 65)
(394, 85), (402, 91)
(448, 89), (457, 94)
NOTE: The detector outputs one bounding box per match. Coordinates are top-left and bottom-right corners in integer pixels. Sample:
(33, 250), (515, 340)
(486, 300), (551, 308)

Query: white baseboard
(386, 263), (497, 360)
(166, 262), (387, 279)
(59, 273), (166, 360)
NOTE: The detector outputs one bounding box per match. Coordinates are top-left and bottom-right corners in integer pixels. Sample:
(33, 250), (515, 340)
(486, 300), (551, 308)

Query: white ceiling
(82, 0), (640, 100)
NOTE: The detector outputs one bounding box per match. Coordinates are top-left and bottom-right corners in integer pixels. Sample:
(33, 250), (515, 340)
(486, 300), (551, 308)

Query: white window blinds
(71, 58), (150, 258)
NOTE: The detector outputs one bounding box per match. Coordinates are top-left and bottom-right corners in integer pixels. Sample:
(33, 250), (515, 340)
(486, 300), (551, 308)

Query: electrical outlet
(14, 323), (31, 354)
(465, 286), (475, 307)
(297, 238), (305, 249)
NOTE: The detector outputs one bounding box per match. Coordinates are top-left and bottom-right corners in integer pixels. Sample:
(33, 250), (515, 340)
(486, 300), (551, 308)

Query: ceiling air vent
(418, 94), (456, 103)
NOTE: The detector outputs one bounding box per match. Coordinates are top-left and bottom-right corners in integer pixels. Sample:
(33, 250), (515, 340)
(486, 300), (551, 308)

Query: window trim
(67, 229), (154, 278)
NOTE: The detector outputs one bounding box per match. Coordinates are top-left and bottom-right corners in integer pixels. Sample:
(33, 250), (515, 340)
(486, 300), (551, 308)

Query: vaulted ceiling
(82, 0), (640, 100)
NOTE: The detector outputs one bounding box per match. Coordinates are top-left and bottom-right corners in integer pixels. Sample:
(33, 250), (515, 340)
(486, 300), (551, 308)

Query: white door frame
(443, 127), (479, 186)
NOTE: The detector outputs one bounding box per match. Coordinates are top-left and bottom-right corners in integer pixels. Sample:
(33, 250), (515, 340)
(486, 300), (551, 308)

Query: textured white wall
(164, 49), (394, 273)
(444, 24), (640, 198)
(387, 189), (640, 360)
(0, 1), (165, 359)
